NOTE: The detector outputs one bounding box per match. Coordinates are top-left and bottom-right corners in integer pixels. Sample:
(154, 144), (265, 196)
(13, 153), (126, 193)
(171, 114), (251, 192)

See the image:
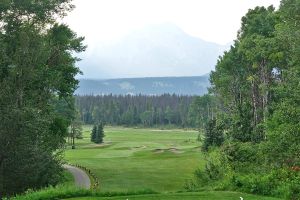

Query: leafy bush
(192, 149), (227, 188)
(221, 142), (263, 173)
(183, 179), (198, 191)
(191, 141), (300, 199)
(202, 119), (224, 151)
(227, 168), (300, 199)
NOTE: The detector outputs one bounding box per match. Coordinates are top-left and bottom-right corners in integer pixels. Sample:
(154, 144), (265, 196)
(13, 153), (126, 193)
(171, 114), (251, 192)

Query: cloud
(152, 81), (173, 88)
(66, 0), (280, 45)
(119, 82), (135, 90)
(67, 0), (281, 79)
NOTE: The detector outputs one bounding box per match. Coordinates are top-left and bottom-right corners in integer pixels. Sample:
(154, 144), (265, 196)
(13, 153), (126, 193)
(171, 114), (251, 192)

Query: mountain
(78, 23), (228, 79)
(76, 75), (210, 96)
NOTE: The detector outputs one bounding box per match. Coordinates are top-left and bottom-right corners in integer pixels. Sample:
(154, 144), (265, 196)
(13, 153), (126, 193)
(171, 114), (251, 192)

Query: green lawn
(65, 126), (202, 192)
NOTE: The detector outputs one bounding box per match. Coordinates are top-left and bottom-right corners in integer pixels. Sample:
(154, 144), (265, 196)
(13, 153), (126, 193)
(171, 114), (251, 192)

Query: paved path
(63, 164), (91, 189)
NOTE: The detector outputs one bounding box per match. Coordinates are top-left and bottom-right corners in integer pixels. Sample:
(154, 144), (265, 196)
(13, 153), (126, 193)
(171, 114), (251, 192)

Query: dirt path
(63, 164), (91, 189)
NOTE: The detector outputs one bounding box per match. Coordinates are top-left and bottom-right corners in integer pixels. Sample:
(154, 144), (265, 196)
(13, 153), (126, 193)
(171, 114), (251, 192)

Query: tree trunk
(251, 80), (259, 126)
(260, 59), (270, 123)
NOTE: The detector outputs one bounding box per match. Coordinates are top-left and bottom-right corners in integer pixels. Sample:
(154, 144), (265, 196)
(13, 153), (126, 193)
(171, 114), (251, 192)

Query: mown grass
(64, 126), (203, 192)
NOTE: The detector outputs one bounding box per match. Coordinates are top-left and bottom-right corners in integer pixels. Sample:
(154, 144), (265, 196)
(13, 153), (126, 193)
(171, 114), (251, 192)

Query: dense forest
(75, 94), (215, 128)
(189, 2), (300, 199)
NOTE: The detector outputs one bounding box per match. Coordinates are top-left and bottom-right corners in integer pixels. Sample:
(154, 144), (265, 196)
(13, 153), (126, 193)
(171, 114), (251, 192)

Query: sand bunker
(153, 147), (183, 154)
(132, 145), (147, 149)
(84, 142), (112, 148)
(153, 148), (165, 153)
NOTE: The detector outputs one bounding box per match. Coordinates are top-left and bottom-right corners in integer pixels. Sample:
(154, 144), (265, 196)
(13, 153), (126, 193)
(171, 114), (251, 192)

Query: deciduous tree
(0, 0), (85, 196)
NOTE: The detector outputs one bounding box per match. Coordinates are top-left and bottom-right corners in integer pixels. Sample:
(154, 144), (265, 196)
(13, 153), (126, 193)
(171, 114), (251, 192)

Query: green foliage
(0, 0), (85, 196)
(75, 94), (194, 127)
(202, 119), (224, 151)
(188, 95), (217, 130)
(221, 142), (264, 175)
(228, 169), (300, 199)
(91, 125), (97, 143)
(265, 100), (300, 167)
(191, 1), (300, 199)
(91, 123), (105, 144)
(71, 118), (83, 140)
(140, 110), (153, 126)
(191, 149), (227, 188)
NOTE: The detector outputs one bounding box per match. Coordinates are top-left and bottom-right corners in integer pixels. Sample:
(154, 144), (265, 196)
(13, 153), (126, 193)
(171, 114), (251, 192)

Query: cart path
(63, 164), (91, 189)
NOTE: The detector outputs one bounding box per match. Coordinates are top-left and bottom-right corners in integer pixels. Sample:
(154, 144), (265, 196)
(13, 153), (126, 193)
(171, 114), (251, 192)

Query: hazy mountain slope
(76, 75), (210, 96)
(79, 23), (227, 79)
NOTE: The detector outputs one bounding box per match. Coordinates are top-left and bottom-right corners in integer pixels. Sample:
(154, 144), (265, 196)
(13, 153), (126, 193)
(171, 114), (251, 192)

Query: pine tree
(96, 123), (105, 144)
(91, 125), (97, 142)
(91, 122), (105, 144)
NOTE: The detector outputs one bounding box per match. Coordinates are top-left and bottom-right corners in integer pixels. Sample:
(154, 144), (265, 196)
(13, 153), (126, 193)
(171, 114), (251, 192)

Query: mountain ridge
(76, 75), (210, 96)
(78, 23), (227, 79)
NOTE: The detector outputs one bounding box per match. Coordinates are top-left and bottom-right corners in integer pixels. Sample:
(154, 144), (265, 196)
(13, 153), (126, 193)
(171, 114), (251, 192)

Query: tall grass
(11, 186), (157, 200)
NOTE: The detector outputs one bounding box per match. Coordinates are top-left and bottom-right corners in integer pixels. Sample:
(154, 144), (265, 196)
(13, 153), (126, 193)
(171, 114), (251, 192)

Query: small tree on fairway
(70, 118), (83, 149)
(91, 125), (97, 142)
(91, 123), (105, 144)
(95, 123), (105, 144)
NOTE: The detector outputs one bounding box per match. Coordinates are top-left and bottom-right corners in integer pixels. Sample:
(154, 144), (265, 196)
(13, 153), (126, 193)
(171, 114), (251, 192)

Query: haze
(64, 0), (280, 79)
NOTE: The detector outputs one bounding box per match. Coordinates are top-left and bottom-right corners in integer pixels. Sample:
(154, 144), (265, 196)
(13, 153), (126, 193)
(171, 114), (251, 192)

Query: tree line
(75, 94), (215, 128)
(190, 2), (300, 199)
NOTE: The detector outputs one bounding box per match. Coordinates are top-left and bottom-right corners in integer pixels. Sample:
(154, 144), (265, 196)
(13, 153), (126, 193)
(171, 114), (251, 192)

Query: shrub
(202, 119), (224, 151)
(193, 149), (226, 187)
(225, 168), (300, 199)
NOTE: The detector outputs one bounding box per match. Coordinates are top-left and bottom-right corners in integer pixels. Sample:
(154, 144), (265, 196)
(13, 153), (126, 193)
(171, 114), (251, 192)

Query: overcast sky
(64, 0), (281, 79)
